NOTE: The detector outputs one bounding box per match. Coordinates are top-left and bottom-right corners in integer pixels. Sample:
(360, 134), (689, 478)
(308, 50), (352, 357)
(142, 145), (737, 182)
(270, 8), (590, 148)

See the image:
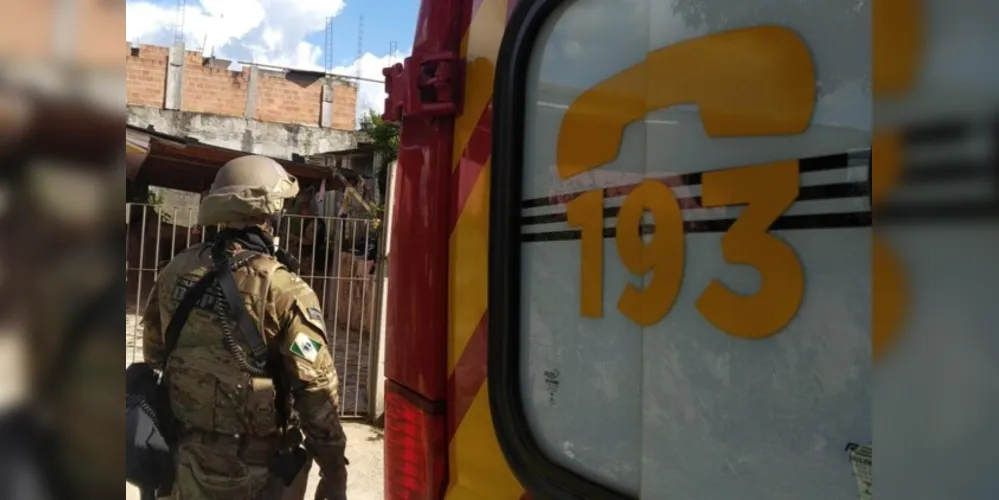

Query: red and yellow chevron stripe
(446, 0), (525, 498)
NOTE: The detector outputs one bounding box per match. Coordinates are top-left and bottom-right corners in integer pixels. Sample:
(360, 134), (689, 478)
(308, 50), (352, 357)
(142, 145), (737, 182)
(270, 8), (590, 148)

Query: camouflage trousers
(167, 440), (313, 500)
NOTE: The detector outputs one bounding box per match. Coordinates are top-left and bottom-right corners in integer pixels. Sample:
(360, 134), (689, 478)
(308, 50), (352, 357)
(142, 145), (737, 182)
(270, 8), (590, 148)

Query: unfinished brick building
(126, 43), (358, 130)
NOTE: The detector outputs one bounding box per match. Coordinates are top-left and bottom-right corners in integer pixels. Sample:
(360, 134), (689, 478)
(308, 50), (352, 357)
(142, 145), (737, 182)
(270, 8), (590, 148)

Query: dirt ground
(124, 421), (386, 499)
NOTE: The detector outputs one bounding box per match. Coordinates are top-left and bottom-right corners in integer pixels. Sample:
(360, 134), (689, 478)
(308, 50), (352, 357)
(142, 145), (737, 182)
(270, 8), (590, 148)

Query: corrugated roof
(307, 142), (377, 160)
(126, 124), (360, 193)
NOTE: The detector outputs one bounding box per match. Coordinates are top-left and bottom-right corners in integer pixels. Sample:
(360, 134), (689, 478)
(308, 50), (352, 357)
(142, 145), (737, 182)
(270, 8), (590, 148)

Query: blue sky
(126, 0), (420, 114)
(302, 0), (418, 68)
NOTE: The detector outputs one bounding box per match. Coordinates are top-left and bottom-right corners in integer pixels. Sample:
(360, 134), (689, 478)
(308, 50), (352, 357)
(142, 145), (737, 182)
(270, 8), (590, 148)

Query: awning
(126, 125), (360, 194)
(125, 127), (151, 179)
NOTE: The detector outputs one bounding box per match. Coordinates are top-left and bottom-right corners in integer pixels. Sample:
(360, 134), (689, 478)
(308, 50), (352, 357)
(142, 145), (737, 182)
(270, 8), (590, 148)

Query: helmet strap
(266, 210), (285, 251)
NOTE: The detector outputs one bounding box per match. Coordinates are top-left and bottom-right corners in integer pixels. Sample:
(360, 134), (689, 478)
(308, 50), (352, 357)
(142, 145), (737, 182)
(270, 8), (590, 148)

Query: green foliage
(360, 109), (399, 208)
(146, 190), (164, 207)
(369, 202), (386, 221)
(145, 190), (173, 223)
(360, 109), (399, 165)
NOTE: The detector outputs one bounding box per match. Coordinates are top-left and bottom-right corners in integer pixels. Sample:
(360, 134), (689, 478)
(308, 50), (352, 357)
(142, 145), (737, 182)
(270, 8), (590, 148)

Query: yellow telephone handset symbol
(557, 25), (816, 180)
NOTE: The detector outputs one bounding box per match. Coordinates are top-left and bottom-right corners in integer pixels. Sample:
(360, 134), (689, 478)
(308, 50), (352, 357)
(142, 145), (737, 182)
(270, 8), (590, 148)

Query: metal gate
(125, 202), (384, 418)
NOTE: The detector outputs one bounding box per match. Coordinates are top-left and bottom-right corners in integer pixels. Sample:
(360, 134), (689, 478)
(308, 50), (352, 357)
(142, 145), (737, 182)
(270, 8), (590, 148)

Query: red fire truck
(379, 0), (880, 498)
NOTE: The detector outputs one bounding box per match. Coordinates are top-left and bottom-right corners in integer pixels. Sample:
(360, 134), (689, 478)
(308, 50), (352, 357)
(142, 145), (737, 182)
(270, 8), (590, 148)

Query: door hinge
(381, 52), (460, 122)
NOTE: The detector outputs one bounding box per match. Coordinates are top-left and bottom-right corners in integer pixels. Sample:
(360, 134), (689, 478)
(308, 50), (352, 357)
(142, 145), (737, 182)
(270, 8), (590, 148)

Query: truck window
(489, 0), (871, 498)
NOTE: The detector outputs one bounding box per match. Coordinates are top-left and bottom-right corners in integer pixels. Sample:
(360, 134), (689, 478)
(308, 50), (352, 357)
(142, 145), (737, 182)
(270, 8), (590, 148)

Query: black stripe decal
(521, 181), (868, 226)
(902, 113), (999, 145)
(901, 160), (995, 184)
(521, 212), (872, 242)
(904, 122), (971, 145)
(878, 201), (999, 223)
(519, 152), (866, 209)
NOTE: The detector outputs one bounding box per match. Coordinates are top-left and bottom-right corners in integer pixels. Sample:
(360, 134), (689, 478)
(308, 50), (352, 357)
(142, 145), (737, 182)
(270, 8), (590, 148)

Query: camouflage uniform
(141, 155), (348, 500)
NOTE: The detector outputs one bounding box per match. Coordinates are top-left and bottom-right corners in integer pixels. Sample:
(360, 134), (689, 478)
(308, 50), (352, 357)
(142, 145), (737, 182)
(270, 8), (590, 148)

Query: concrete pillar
(373, 152), (385, 204)
(367, 160), (397, 424)
(165, 43), (185, 110)
(244, 66), (260, 119)
(320, 80), (335, 127)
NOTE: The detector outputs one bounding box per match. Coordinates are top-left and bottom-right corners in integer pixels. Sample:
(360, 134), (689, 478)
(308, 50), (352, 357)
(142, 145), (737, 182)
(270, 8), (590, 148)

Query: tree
(359, 109), (400, 207)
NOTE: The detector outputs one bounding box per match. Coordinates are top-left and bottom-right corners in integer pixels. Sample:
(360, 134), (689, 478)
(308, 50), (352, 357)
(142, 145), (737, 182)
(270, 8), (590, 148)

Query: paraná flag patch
(290, 332), (322, 363)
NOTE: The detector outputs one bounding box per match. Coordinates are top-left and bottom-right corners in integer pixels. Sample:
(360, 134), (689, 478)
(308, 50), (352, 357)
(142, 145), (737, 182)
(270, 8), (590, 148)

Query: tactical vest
(159, 244), (288, 439)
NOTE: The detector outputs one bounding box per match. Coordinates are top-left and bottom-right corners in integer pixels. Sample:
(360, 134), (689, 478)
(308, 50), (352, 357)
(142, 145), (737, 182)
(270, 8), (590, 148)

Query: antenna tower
(324, 17), (335, 73)
(389, 41), (398, 65)
(173, 0), (187, 46)
(355, 16), (364, 81)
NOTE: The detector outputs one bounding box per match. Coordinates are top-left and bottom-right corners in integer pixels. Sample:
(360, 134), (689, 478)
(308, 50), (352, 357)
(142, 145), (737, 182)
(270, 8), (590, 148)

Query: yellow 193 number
(566, 161), (804, 339)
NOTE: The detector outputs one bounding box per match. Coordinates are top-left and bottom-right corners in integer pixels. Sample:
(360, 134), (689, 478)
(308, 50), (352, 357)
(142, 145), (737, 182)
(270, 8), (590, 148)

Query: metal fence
(125, 202), (383, 418)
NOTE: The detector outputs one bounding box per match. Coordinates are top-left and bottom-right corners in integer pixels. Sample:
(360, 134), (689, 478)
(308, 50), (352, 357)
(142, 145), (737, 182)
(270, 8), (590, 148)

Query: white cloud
(126, 0), (270, 54)
(126, 0), (405, 120)
(331, 51), (408, 119)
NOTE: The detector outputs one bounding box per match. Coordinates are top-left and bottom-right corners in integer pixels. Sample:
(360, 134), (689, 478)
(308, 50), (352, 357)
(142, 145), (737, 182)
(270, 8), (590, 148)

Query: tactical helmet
(198, 155), (299, 226)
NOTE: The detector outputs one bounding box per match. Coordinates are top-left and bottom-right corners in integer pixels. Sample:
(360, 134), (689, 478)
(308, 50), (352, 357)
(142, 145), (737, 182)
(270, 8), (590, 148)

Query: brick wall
(328, 85), (357, 132)
(181, 50), (250, 118)
(125, 44), (168, 108)
(125, 43), (357, 130)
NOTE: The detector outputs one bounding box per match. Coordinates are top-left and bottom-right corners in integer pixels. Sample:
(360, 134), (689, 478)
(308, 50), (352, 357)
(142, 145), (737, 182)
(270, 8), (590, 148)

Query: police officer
(141, 155), (348, 500)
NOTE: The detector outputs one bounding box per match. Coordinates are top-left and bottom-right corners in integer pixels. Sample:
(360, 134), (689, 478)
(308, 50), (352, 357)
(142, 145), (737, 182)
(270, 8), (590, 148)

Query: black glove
(315, 474), (347, 500)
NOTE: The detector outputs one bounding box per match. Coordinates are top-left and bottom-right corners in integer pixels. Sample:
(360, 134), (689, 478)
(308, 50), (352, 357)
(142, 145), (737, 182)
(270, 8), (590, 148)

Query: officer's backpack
(125, 362), (175, 498)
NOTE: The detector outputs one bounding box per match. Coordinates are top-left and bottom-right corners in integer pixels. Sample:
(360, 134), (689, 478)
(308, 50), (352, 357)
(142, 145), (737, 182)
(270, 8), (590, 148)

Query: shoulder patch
(307, 307), (324, 322)
(289, 332), (323, 363)
(292, 300), (327, 340)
